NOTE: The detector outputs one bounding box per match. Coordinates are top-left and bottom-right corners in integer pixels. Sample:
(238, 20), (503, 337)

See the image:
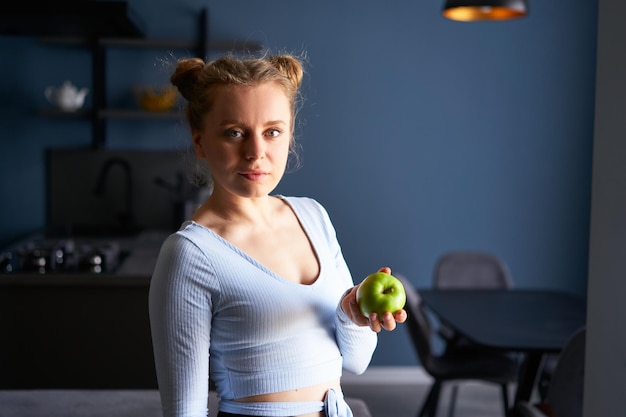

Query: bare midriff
(234, 378), (341, 417)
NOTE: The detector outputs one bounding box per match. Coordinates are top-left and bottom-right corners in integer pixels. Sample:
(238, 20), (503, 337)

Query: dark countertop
(0, 229), (171, 286)
(115, 229), (170, 276)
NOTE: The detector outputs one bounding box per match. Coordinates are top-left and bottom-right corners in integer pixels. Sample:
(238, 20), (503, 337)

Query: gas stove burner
(0, 238), (126, 274)
(77, 241), (122, 274)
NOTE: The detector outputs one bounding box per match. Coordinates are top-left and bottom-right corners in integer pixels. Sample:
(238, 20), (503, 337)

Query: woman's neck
(193, 192), (279, 227)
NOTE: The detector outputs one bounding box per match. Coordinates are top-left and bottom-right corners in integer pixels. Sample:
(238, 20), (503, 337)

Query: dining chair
(433, 251), (518, 410)
(432, 251), (514, 346)
(515, 326), (586, 417)
(398, 275), (519, 417)
(433, 251), (513, 290)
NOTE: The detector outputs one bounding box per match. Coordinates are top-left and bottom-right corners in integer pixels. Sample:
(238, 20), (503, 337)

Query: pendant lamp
(443, 0), (528, 21)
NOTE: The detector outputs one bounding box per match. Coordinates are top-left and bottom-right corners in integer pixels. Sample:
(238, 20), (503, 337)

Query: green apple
(356, 272), (407, 317)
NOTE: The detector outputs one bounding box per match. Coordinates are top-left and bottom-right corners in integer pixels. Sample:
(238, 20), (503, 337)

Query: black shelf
(97, 109), (183, 120)
(39, 108), (184, 120)
(39, 36), (262, 54)
(33, 6), (263, 149)
(39, 108), (92, 118)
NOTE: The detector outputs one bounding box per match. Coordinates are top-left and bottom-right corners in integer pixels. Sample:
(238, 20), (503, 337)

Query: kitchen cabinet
(0, 276), (157, 389)
(0, 230), (169, 389)
(2, 2), (145, 38)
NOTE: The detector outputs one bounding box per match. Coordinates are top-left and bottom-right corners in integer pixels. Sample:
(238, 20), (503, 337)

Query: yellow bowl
(134, 86), (178, 112)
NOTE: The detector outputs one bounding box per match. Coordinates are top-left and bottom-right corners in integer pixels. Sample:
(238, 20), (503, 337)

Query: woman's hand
(341, 266), (408, 333)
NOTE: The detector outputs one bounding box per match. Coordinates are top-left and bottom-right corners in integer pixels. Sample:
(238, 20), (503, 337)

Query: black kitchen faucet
(93, 157), (136, 230)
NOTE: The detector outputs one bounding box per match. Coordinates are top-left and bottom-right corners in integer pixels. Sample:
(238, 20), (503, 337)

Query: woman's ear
(192, 131), (206, 158)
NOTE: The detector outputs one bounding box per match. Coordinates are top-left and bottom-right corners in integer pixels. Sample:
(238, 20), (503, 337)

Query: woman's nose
(244, 133), (265, 160)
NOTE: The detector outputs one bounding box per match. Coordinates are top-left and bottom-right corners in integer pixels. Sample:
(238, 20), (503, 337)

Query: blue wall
(0, 0), (598, 366)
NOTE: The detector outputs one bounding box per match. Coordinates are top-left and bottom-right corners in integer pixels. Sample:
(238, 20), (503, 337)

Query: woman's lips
(240, 170), (268, 181)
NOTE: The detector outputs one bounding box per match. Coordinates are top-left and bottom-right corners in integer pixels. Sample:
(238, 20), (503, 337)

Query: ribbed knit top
(149, 196), (378, 417)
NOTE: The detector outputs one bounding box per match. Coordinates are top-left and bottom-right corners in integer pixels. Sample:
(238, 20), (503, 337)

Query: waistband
(218, 388), (353, 417)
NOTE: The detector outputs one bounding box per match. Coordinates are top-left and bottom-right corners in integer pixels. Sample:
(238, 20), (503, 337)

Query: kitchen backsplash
(46, 148), (210, 236)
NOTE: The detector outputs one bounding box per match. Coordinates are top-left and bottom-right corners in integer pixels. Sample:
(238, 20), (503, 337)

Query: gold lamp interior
(443, 0), (528, 21)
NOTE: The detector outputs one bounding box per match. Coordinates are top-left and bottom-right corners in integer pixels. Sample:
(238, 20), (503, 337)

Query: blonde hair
(171, 53), (304, 135)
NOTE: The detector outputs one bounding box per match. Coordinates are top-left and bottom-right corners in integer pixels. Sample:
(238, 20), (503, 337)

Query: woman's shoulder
(276, 195), (328, 214)
(276, 195), (336, 233)
(154, 221), (222, 279)
(159, 221), (219, 254)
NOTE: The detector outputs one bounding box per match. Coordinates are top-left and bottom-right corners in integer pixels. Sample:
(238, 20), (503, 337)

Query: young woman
(149, 53), (406, 417)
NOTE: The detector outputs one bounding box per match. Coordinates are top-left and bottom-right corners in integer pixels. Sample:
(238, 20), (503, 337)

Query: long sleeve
(149, 235), (214, 417)
(335, 303), (378, 375)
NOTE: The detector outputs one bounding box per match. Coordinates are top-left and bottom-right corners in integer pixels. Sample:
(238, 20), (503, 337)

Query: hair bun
(269, 55), (304, 89)
(170, 57), (206, 101)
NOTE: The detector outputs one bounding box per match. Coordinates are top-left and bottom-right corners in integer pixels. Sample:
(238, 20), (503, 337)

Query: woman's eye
(226, 129), (243, 138)
(267, 129), (281, 138)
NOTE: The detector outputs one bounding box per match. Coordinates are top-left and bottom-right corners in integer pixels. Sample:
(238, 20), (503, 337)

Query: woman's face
(192, 82), (292, 200)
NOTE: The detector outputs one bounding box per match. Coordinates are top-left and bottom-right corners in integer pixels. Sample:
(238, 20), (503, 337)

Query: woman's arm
(149, 235), (214, 417)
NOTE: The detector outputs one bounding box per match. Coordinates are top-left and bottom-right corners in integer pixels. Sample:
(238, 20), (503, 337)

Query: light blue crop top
(149, 196), (378, 417)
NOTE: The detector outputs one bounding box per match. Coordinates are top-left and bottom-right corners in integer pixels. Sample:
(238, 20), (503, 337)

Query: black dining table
(418, 289), (586, 413)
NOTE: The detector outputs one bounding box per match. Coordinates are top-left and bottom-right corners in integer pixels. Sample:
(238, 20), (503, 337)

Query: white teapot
(45, 80), (89, 112)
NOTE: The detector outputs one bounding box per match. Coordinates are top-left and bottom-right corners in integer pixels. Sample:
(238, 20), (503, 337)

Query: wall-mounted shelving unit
(2, 3), (262, 149)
